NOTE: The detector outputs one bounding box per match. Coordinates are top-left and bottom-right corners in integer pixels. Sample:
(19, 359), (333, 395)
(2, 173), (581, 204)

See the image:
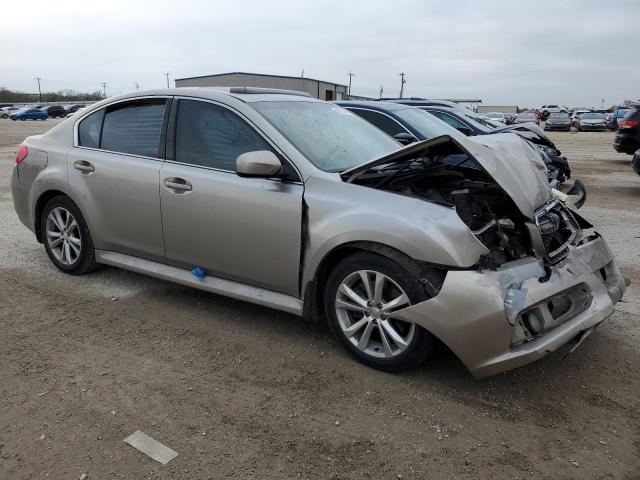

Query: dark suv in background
(614, 105), (640, 155)
(40, 105), (67, 118)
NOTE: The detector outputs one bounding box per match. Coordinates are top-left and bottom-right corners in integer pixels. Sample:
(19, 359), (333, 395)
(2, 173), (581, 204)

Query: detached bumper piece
(393, 233), (625, 378)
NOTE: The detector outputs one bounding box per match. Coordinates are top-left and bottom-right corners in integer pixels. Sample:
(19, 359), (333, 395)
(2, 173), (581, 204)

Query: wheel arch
(34, 190), (74, 243)
(302, 241), (446, 323)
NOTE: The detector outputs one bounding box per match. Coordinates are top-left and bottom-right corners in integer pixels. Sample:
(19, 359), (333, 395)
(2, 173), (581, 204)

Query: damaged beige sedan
(11, 88), (626, 378)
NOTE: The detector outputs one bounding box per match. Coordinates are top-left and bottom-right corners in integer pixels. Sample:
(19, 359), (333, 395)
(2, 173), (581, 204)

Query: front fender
(301, 175), (488, 288)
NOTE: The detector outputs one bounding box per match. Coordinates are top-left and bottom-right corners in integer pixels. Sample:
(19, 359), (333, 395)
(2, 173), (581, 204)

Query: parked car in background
(0, 107), (20, 119)
(64, 104), (87, 115)
(65, 107), (87, 118)
(342, 102), (574, 187)
(11, 87), (625, 378)
(607, 108), (630, 130)
(485, 112), (508, 124)
(614, 105), (640, 154)
(40, 105), (67, 118)
(571, 110), (590, 127)
(632, 148), (640, 175)
(540, 105), (568, 119)
(9, 107), (48, 121)
(577, 112), (607, 131)
(544, 112), (572, 131)
(385, 98), (471, 112)
(514, 112), (540, 125)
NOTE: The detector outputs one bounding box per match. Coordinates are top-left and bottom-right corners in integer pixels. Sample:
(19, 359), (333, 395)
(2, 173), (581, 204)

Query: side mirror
(456, 126), (474, 136)
(393, 132), (417, 145)
(236, 150), (282, 178)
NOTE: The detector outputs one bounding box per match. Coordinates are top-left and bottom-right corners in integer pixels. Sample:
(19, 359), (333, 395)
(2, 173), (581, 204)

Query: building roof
(175, 71), (348, 88)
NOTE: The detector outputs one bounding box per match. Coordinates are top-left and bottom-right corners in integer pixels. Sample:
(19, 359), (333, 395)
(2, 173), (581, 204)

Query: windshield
(252, 101), (400, 172)
(548, 113), (569, 119)
(394, 107), (462, 139)
(616, 109), (630, 118)
(582, 113), (604, 119)
(517, 113), (536, 119)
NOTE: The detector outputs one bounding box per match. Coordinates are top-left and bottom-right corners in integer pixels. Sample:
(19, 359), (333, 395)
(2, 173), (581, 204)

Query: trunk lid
(342, 133), (551, 219)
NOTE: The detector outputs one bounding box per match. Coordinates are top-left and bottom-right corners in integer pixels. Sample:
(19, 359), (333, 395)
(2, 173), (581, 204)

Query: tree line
(0, 87), (103, 103)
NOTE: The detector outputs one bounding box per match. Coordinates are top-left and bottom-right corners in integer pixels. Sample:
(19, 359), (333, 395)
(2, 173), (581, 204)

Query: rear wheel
(41, 196), (98, 275)
(325, 252), (436, 372)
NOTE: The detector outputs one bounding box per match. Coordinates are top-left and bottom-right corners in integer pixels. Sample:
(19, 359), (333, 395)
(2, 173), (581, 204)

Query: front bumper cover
(393, 234), (625, 378)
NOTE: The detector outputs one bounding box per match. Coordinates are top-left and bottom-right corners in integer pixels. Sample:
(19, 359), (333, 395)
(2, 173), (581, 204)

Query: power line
(399, 73), (406, 99)
(164, 72), (171, 88)
(347, 71), (355, 97)
(34, 76), (42, 102)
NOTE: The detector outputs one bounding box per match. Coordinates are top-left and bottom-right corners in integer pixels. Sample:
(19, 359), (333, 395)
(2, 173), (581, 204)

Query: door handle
(73, 160), (94, 173)
(163, 177), (192, 192)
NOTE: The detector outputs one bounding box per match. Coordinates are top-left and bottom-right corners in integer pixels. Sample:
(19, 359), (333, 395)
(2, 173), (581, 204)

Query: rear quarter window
(78, 109), (105, 148)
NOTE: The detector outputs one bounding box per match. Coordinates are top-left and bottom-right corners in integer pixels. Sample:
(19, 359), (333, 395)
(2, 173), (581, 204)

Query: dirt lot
(1, 118), (639, 480)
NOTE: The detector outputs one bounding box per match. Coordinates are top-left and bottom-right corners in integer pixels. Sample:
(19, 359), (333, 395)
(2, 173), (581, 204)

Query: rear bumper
(11, 165), (32, 231)
(393, 233), (625, 378)
(614, 133), (640, 154)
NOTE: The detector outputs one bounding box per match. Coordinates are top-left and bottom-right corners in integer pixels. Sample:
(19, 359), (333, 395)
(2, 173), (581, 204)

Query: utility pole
(34, 76), (42, 102)
(101, 83), (107, 98)
(301, 69), (304, 79)
(347, 72), (354, 98)
(399, 73), (406, 99)
(379, 84), (384, 100)
(134, 82), (140, 91)
(164, 72), (171, 88)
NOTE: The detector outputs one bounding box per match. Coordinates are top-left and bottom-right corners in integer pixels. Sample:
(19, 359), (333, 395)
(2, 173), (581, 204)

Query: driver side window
(175, 100), (273, 171)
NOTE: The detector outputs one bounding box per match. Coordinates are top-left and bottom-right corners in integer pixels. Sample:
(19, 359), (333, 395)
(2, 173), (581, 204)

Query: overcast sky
(2, 0), (638, 108)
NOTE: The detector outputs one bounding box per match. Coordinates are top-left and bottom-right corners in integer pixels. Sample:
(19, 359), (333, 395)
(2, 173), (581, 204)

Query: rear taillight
(15, 144), (28, 165)
(618, 120), (640, 129)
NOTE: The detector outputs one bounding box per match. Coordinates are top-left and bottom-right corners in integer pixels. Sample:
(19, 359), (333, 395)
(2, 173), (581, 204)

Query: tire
(20, 116), (26, 121)
(324, 251), (436, 372)
(41, 195), (99, 275)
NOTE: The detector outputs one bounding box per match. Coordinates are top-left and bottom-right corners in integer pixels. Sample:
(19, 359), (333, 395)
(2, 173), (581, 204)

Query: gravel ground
(1, 119), (639, 479)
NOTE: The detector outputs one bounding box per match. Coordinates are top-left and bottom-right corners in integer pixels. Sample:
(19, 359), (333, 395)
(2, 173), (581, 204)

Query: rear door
(68, 98), (169, 260)
(159, 98), (303, 296)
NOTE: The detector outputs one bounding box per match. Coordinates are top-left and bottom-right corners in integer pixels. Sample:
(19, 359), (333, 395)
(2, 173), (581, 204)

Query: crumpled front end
(392, 230), (625, 379)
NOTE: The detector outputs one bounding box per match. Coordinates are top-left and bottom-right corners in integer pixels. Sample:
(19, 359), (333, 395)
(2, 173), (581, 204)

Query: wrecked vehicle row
(11, 87), (626, 378)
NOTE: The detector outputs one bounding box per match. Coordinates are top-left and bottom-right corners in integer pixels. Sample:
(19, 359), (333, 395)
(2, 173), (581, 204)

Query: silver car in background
(11, 88), (626, 378)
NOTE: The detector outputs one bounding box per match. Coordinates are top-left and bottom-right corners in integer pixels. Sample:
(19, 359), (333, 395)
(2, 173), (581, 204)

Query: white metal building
(175, 72), (349, 101)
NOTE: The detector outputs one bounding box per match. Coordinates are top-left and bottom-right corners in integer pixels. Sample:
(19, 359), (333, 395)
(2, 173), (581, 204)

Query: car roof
(93, 87), (323, 106)
(334, 100), (414, 113)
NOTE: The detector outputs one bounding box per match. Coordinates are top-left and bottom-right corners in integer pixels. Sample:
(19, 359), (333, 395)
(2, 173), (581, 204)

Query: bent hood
(343, 133), (551, 219)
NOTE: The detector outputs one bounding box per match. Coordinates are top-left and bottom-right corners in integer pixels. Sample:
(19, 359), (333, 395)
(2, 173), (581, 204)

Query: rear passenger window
(431, 111), (467, 130)
(101, 99), (167, 157)
(349, 109), (406, 137)
(175, 99), (272, 171)
(78, 109), (104, 148)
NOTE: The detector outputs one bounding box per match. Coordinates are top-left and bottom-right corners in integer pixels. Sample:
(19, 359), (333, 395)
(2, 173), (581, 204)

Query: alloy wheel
(45, 207), (81, 265)
(334, 270), (415, 358)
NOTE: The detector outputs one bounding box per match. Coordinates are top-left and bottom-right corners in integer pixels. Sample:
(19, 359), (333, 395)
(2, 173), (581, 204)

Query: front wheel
(324, 252), (436, 371)
(41, 196), (98, 275)
(20, 116), (26, 121)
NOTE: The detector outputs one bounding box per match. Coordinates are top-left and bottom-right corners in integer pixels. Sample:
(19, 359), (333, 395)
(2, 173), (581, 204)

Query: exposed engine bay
(348, 140), (583, 269)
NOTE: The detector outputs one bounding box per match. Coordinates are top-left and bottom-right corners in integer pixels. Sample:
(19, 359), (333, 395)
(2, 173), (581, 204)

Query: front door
(159, 99), (303, 296)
